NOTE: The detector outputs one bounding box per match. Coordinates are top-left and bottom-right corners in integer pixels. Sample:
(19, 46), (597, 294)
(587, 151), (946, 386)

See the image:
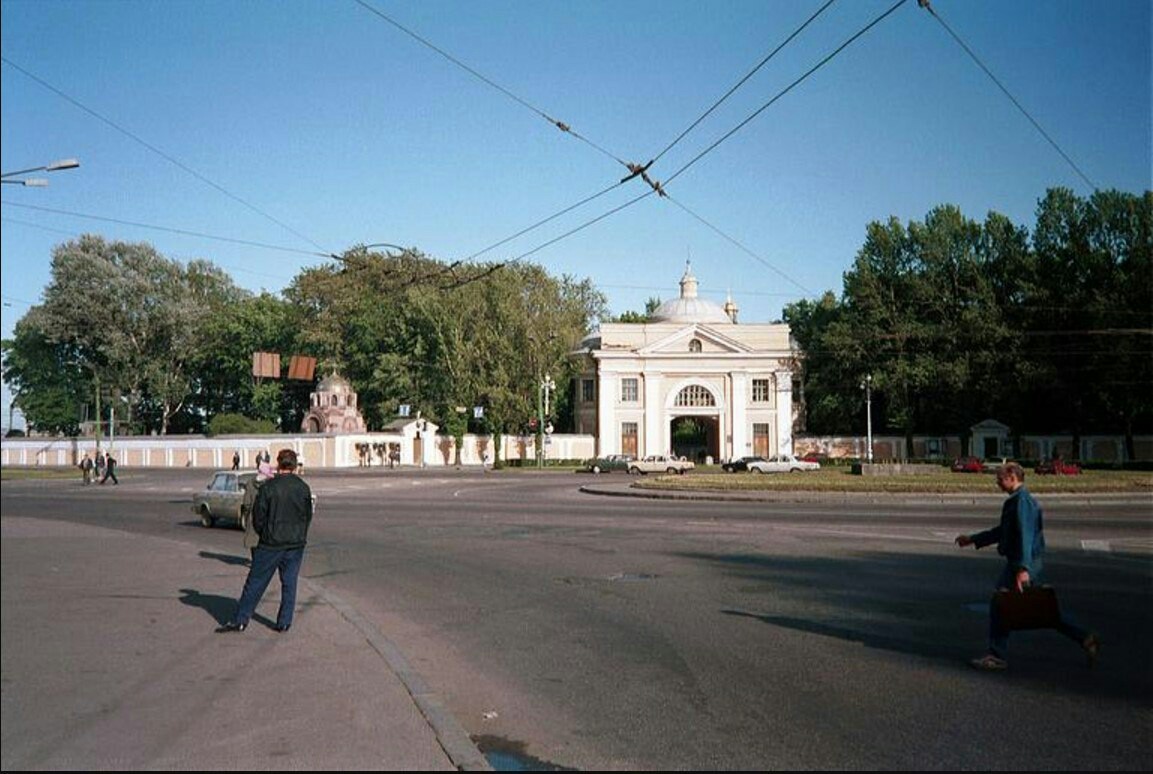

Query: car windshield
(210, 474), (236, 492)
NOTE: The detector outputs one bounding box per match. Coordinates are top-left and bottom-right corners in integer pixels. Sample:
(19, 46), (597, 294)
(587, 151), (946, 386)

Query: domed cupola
(650, 262), (733, 324)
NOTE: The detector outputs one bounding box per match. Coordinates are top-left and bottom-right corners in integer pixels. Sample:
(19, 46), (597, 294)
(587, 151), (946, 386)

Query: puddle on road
(472, 735), (576, 771)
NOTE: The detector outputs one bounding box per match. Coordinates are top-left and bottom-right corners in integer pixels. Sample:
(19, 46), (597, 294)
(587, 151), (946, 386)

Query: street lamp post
(538, 374), (556, 468)
(2, 157), (79, 187)
(860, 374), (874, 463)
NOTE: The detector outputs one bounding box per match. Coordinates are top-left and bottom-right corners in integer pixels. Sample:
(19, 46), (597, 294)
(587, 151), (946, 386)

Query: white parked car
(627, 455), (695, 475)
(747, 454), (821, 474)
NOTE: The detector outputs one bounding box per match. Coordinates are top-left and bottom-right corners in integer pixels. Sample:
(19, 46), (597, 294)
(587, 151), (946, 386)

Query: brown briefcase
(993, 585), (1061, 630)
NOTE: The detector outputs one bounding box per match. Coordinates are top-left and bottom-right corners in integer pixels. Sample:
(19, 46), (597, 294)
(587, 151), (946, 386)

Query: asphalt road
(3, 468), (1151, 770)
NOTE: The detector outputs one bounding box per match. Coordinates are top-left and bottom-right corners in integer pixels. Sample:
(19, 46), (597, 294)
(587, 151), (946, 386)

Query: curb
(303, 577), (492, 772)
(579, 483), (1153, 507)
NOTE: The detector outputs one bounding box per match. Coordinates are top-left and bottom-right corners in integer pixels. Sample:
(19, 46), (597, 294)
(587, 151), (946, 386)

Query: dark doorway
(670, 415), (718, 463)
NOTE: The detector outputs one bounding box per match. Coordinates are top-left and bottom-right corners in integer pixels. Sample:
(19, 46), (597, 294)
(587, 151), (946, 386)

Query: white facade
(575, 265), (798, 462)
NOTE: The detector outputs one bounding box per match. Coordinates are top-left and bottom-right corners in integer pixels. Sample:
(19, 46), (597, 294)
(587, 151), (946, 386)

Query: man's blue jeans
(988, 562), (1088, 658)
(234, 546), (304, 629)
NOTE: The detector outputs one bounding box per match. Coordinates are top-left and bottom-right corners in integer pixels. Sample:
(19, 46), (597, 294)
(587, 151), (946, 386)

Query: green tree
(24, 235), (246, 435)
(2, 310), (90, 435)
(284, 248), (606, 463)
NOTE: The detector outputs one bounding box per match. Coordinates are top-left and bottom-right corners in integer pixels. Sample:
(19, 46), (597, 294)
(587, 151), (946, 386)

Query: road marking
(1081, 539), (1112, 552)
(774, 525), (950, 543)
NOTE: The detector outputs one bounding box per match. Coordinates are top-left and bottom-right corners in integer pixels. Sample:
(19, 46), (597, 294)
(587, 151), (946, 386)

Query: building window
(582, 378), (595, 403)
(621, 378), (639, 402)
(674, 384), (715, 407)
(689, 338), (702, 353)
(752, 378), (771, 402)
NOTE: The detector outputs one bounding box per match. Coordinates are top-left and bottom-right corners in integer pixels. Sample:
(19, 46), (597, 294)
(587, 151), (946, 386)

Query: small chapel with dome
(301, 373), (367, 434)
(574, 263), (798, 463)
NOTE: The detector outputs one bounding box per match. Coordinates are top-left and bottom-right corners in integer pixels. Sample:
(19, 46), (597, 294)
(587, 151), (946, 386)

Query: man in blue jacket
(217, 448), (313, 634)
(956, 461), (1098, 670)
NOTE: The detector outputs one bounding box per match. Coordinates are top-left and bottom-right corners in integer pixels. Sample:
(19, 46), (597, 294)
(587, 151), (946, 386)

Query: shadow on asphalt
(679, 547), (1152, 704)
(198, 550), (250, 567)
(178, 588), (237, 625)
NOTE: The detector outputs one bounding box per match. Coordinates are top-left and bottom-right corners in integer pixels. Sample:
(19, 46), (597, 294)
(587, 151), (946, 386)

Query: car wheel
(629, 466), (641, 475)
(200, 506), (215, 528)
(591, 465), (602, 474)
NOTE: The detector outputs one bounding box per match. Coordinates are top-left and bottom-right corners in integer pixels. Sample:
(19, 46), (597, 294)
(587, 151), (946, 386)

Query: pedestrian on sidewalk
(217, 448), (313, 634)
(955, 461), (1098, 671)
(79, 453), (94, 485)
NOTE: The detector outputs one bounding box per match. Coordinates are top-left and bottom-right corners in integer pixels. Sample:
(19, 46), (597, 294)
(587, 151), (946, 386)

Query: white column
(597, 371), (618, 455)
(643, 372), (663, 456)
(730, 372), (748, 460)
(774, 369), (794, 455)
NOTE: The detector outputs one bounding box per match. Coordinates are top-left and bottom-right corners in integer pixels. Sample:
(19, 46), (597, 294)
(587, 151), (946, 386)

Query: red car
(951, 456), (984, 473)
(1035, 459), (1082, 475)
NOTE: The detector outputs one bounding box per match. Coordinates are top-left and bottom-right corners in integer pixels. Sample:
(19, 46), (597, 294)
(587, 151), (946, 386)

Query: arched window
(674, 385), (715, 407)
(689, 338), (702, 353)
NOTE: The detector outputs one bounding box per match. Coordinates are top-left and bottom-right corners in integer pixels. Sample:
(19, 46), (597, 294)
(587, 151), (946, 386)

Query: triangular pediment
(636, 324), (754, 355)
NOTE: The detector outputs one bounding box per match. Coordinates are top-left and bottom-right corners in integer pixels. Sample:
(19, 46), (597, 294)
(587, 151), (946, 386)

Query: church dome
(316, 373), (354, 393)
(650, 263), (733, 324)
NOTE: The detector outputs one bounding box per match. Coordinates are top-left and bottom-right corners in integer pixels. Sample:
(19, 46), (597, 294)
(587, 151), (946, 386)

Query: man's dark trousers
(234, 546), (304, 629)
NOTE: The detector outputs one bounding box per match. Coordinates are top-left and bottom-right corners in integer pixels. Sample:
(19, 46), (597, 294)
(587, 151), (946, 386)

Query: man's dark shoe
(215, 621), (247, 633)
(274, 624), (291, 633)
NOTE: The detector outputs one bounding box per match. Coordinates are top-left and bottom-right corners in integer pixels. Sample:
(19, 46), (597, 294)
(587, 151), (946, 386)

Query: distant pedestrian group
(78, 450), (118, 485)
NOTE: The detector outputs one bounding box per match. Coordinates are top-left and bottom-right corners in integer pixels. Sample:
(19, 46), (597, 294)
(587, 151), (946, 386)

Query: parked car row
(722, 454), (822, 473)
(628, 455), (696, 475)
(584, 454), (635, 474)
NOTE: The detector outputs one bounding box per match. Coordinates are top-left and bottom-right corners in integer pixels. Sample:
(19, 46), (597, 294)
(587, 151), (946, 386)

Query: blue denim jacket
(972, 487), (1046, 575)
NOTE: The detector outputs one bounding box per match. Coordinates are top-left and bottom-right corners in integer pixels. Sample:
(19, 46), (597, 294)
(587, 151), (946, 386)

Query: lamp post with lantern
(860, 374), (874, 463)
(2, 157), (79, 187)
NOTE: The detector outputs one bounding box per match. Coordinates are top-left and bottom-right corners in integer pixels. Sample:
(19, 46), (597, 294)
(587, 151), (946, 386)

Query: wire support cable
(650, 0), (838, 167)
(665, 195), (814, 295)
(352, 0), (630, 169)
(916, 0), (1098, 191)
(664, 0), (910, 190)
(1, 56), (331, 254)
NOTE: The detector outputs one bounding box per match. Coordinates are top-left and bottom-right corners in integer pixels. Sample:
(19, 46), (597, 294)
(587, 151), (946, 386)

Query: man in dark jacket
(217, 448), (313, 634)
(956, 461), (1098, 670)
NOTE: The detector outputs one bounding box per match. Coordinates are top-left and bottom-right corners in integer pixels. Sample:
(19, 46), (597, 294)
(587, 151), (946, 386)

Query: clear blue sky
(2, 0), (1150, 428)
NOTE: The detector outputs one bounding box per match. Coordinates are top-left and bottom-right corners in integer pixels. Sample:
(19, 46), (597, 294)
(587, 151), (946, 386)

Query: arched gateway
(573, 264), (798, 463)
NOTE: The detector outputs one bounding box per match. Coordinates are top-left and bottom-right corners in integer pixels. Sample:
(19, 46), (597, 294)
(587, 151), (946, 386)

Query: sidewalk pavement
(1, 516), (489, 771)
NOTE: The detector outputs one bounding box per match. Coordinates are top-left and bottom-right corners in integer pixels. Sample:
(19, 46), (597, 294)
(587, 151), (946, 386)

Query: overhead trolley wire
(649, 0), (839, 167)
(351, 0), (631, 170)
(915, 0), (1098, 192)
(464, 0), (909, 282)
(664, 0), (911, 189)
(1, 56), (332, 254)
(462, 180), (626, 262)
(1, 201), (332, 259)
